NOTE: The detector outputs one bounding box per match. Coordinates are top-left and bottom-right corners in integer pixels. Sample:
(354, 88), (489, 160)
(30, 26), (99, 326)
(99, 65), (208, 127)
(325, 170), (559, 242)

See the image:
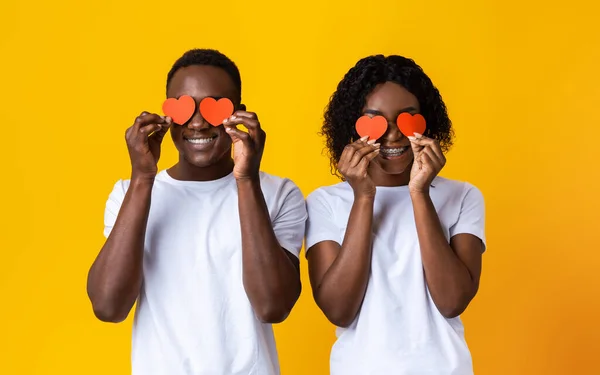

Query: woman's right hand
(338, 136), (380, 199)
(125, 112), (172, 181)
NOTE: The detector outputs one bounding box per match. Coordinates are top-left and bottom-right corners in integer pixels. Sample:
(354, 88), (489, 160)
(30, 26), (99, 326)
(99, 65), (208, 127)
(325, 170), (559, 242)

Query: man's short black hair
(166, 48), (242, 99)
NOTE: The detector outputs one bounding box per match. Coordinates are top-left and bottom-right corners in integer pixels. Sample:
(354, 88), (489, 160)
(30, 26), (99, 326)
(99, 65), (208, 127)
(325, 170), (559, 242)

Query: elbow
(435, 297), (471, 319)
(253, 284), (301, 324)
(255, 305), (291, 324)
(87, 288), (131, 323)
(319, 304), (357, 328)
(314, 291), (358, 328)
(91, 301), (129, 323)
(435, 285), (478, 319)
(324, 311), (356, 328)
(438, 305), (465, 319)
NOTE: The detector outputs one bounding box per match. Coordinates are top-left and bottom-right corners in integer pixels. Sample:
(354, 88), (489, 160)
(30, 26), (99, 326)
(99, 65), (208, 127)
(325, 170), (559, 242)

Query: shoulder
(306, 181), (351, 207)
(432, 176), (484, 204)
(258, 171), (304, 200)
(107, 178), (131, 199)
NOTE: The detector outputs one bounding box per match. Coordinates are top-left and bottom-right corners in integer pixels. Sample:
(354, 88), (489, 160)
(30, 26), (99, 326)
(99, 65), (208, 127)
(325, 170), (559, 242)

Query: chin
(373, 158), (413, 175)
(183, 150), (231, 168)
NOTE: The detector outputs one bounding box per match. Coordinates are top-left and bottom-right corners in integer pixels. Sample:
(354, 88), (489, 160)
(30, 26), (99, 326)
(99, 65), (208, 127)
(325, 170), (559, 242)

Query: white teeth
(186, 137), (215, 144)
(381, 146), (408, 155)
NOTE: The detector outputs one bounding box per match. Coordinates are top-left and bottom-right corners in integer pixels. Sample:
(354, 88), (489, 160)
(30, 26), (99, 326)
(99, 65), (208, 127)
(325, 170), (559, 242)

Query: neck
(169, 155), (234, 182)
(368, 161), (412, 187)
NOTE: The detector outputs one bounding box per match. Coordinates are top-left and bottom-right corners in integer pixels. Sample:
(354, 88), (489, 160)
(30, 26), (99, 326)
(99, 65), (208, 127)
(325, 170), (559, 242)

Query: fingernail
(408, 136), (416, 141)
(230, 115), (237, 120)
(367, 139), (376, 145)
(414, 133), (422, 138)
(360, 136), (369, 141)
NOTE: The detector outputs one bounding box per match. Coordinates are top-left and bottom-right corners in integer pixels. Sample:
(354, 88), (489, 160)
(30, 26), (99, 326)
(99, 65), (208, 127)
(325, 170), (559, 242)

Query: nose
(383, 120), (404, 141)
(186, 110), (210, 131)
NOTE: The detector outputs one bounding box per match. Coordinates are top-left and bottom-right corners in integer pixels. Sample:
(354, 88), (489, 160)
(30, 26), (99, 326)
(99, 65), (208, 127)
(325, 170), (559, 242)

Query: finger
(408, 133), (436, 147)
(231, 110), (258, 121)
(422, 147), (443, 169)
(353, 136), (369, 146)
(349, 144), (379, 167)
(343, 136), (367, 159)
(356, 148), (380, 173)
(223, 115), (260, 138)
(420, 151), (435, 169)
(413, 133), (444, 161)
(132, 113), (166, 136)
(224, 125), (251, 145)
(429, 141), (445, 164)
(149, 117), (173, 143)
(137, 113), (167, 126)
(408, 137), (424, 156)
(139, 123), (162, 137)
(365, 147), (380, 162)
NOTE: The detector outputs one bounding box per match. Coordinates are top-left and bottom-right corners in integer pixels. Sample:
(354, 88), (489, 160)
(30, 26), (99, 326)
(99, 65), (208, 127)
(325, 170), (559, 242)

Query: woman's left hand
(408, 133), (446, 194)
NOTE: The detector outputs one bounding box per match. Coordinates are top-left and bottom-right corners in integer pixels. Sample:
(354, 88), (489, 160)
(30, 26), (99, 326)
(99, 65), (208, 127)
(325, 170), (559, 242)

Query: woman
(305, 54), (486, 374)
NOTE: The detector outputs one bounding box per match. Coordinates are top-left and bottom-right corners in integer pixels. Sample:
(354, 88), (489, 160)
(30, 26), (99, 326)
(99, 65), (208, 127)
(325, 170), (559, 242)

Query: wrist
(236, 175), (261, 187)
(130, 174), (155, 188)
(410, 189), (431, 201)
(354, 193), (376, 203)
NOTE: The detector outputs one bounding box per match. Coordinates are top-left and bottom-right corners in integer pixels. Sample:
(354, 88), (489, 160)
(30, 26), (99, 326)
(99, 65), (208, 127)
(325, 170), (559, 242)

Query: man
(87, 49), (306, 375)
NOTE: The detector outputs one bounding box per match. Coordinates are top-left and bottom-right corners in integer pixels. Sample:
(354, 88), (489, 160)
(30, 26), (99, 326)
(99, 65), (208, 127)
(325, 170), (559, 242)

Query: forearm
(411, 192), (476, 317)
(87, 178), (153, 322)
(237, 178), (300, 323)
(315, 195), (375, 327)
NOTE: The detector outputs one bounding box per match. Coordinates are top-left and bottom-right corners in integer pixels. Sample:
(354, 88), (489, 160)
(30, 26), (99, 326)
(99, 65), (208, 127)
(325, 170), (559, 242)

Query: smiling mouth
(379, 146), (410, 158)
(184, 134), (217, 144)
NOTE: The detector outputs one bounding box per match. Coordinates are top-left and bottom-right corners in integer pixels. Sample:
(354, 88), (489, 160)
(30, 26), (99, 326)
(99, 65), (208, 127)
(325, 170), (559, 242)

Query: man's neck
(168, 157), (235, 182)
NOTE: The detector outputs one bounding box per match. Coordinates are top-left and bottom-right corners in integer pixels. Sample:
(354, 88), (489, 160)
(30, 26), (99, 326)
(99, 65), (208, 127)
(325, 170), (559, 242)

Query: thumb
(408, 136), (423, 156)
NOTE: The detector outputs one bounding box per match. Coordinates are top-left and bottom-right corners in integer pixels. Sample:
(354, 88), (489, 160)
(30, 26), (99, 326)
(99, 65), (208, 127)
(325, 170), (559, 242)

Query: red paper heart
(199, 97), (234, 126)
(162, 95), (196, 125)
(355, 115), (388, 140)
(397, 113), (426, 137)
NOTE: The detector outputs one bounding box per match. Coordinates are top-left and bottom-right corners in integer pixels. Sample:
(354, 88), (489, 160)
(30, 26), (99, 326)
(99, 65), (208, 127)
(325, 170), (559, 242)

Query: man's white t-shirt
(103, 170), (307, 375)
(305, 176), (486, 375)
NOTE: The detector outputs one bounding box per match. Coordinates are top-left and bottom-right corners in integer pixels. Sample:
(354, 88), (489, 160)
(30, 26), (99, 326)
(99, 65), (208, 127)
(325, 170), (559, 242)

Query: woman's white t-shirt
(103, 170), (307, 375)
(305, 176), (486, 375)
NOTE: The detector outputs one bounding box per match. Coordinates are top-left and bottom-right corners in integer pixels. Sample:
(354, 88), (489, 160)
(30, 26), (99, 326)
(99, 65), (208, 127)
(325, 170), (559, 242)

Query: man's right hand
(125, 112), (172, 180)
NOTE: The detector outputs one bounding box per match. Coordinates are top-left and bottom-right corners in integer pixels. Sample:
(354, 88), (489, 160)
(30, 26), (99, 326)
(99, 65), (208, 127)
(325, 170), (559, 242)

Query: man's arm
(87, 178), (152, 323)
(237, 178), (302, 323)
(87, 112), (170, 323)
(223, 110), (304, 324)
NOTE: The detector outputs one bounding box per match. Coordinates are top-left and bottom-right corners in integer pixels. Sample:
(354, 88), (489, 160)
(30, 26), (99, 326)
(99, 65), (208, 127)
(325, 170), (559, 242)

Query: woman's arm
(412, 191), (483, 318)
(408, 133), (485, 318)
(307, 138), (380, 327)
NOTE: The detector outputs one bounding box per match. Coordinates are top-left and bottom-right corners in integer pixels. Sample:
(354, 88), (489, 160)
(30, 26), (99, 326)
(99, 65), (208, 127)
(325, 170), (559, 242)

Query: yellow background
(1, 0), (598, 374)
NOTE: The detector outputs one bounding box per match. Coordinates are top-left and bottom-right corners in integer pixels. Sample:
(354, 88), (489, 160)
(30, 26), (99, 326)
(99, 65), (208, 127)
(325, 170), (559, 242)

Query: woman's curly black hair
(321, 54), (454, 178)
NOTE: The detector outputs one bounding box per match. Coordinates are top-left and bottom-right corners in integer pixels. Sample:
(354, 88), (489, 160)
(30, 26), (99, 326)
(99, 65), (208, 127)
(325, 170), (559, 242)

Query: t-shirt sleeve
(449, 183), (487, 251)
(103, 180), (129, 238)
(305, 189), (341, 252)
(272, 180), (308, 258)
